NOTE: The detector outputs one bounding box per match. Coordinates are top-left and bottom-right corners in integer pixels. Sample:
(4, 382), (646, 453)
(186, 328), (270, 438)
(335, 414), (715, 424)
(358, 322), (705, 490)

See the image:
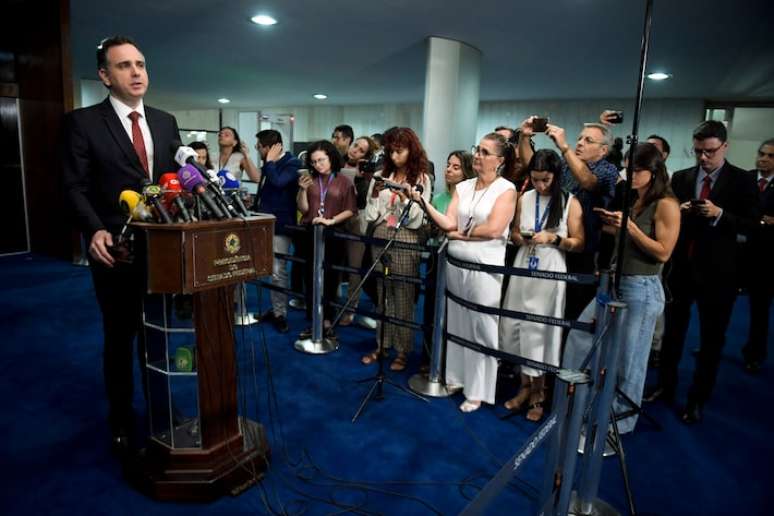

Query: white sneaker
(357, 316), (377, 329)
(289, 298), (306, 310)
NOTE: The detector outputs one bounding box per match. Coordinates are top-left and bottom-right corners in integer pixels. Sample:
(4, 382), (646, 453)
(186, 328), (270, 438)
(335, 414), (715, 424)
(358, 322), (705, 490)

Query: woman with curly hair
(361, 127), (432, 371)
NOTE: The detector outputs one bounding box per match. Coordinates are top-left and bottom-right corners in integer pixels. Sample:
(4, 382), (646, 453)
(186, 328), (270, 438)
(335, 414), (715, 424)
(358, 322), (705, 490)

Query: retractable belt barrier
(446, 254), (598, 286)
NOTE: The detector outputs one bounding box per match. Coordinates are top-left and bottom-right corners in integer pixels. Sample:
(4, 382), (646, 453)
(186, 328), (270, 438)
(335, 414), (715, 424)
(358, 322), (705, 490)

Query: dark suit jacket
(670, 161), (760, 287)
(745, 170), (774, 263)
(62, 97), (180, 239)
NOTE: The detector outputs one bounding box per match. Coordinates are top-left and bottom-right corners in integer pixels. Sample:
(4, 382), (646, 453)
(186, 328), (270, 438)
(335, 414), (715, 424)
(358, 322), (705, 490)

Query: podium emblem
(224, 233), (241, 254)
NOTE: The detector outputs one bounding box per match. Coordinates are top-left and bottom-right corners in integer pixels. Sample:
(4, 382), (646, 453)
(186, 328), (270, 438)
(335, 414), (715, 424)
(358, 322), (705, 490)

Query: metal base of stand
(352, 374), (428, 423)
(568, 491), (620, 516)
(234, 312), (258, 326)
(294, 337), (339, 354)
(578, 432), (617, 457)
(408, 373), (459, 397)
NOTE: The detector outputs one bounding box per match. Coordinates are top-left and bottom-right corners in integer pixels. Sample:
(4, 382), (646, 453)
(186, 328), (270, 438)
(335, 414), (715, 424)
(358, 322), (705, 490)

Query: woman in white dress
(500, 149), (584, 421)
(216, 126), (260, 182)
(412, 133), (517, 412)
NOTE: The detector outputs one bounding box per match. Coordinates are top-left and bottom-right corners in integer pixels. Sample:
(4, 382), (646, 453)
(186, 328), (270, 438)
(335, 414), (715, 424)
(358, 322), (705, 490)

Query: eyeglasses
(693, 144), (725, 157)
(311, 156), (330, 165)
(471, 145), (501, 158)
(577, 136), (604, 145)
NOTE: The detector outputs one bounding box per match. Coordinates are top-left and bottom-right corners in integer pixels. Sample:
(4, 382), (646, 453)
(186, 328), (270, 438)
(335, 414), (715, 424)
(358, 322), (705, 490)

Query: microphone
(119, 190), (153, 221)
(141, 183), (174, 224)
(177, 164), (227, 219)
(159, 173), (193, 222)
(217, 170), (250, 216)
(373, 176), (424, 194)
(171, 141), (206, 172)
(170, 141), (238, 217)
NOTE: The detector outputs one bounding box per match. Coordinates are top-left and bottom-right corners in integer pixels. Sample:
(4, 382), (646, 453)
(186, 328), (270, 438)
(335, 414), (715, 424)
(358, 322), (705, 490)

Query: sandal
(504, 385), (531, 411)
(390, 353), (408, 371)
(460, 399), (481, 413)
(361, 350), (383, 365)
(525, 375), (545, 422)
(526, 402), (544, 422)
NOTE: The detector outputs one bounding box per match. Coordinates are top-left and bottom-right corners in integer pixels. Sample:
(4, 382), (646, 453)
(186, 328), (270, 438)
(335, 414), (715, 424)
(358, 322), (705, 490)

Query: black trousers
(659, 265), (737, 404)
(743, 280), (773, 364)
(89, 257), (147, 434)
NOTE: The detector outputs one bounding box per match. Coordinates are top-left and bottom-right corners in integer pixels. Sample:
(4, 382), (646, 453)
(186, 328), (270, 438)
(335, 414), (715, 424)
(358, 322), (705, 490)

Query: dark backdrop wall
(1, 0), (73, 259)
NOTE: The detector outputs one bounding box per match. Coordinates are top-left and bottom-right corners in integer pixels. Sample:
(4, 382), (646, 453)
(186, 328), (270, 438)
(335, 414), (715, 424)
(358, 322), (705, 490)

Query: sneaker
(357, 316), (377, 330)
(298, 328), (312, 340)
(289, 298), (306, 310)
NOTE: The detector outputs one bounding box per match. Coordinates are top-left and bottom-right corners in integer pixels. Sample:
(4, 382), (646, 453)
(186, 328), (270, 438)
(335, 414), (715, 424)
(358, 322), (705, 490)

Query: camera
(531, 117), (549, 133)
(358, 160), (376, 174)
(606, 111), (624, 124)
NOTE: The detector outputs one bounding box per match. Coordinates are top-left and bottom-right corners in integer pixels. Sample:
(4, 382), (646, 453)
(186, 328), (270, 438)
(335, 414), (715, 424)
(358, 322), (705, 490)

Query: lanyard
(318, 174), (334, 216)
(534, 195), (551, 232)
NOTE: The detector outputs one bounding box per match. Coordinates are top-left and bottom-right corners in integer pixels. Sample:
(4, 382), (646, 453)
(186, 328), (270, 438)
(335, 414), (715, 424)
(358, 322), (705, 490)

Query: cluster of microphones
(118, 142), (251, 232)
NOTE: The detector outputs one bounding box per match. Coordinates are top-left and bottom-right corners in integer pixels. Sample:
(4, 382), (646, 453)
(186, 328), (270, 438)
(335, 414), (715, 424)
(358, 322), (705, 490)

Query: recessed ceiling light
(313, 94), (328, 100)
(218, 98), (231, 104)
(251, 14), (277, 26)
(647, 72), (671, 81)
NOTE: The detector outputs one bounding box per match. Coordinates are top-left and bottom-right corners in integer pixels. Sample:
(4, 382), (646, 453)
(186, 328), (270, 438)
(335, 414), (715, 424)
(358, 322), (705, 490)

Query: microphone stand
(342, 193), (429, 423)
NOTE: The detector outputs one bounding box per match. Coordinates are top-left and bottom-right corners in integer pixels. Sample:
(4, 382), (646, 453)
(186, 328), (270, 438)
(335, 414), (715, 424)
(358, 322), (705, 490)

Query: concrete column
(422, 37), (481, 195)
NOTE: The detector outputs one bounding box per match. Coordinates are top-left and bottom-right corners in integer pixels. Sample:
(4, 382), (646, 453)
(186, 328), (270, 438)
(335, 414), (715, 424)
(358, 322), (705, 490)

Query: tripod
(340, 197), (428, 423)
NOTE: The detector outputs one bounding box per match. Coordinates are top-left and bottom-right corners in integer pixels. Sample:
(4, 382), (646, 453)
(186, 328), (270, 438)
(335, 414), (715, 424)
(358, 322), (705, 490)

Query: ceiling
(69, 0), (774, 110)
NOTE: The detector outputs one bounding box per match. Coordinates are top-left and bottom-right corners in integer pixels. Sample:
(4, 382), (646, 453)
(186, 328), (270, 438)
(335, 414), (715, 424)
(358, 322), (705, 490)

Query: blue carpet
(0, 253), (771, 515)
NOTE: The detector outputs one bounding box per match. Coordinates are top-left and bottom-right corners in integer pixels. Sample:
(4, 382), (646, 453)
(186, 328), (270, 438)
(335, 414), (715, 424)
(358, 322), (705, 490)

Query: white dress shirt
(109, 95), (154, 177)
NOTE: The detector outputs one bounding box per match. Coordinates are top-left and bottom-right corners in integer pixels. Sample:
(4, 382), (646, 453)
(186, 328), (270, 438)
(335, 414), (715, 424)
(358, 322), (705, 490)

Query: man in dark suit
(741, 138), (774, 372)
(62, 36), (180, 453)
(645, 121), (759, 423)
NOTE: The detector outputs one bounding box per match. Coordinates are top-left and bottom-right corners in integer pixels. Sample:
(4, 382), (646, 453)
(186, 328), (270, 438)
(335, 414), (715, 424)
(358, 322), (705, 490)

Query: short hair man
(647, 121), (760, 423)
(740, 138), (774, 372)
(332, 125), (354, 157)
(519, 117), (619, 319)
(255, 129), (302, 333)
(62, 36), (181, 455)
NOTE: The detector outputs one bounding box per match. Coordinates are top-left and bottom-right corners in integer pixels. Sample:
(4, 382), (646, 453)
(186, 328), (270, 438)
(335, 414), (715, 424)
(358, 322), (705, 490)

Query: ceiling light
(251, 14), (277, 26)
(647, 72), (671, 81)
(313, 94), (328, 100)
(218, 98), (231, 104)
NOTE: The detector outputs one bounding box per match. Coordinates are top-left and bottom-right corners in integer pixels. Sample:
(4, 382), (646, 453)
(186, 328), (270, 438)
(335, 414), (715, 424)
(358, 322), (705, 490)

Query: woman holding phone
(565, 142), (679, 434)
(499, 149), (585, 421)
(296, 140), (358, 338)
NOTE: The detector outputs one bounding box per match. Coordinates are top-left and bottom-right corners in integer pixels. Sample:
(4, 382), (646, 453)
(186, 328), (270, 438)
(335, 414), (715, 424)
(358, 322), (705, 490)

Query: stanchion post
(540, 370), (591, 516)
(570, 299), (628, 516)
(408, 240), (457, 397)
(294, 225), (338, 354)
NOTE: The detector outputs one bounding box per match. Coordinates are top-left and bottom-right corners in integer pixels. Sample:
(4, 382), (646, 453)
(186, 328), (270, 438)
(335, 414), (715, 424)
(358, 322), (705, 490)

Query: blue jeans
(563, 275), (665, 434)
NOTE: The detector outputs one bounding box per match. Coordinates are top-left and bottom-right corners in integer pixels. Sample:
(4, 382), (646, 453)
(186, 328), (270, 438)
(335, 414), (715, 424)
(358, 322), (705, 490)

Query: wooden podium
(130, 215), (274, 501)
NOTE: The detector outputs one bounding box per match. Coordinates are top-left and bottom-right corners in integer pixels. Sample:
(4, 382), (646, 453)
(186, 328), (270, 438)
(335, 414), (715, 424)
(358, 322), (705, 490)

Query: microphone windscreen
(217, 169), (240, 189)
(173, 145), (198, 167)
(119, 190), (152, 221)
(177, 164), (206, 192)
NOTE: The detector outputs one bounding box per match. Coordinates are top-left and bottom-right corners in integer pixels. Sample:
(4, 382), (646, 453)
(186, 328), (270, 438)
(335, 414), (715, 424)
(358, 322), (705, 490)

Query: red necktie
(759, 178), (768, 193)
(128, 111), (149, 176)
(699, 174), (712, 200)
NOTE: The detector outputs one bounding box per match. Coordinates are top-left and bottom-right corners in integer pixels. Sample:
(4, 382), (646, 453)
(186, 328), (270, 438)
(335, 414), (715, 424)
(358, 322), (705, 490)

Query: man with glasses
(255, 129), (302, 333)
(645, 121), (759, 424)
(518, 118), (619, 320)
(740, 138), (774, 373)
